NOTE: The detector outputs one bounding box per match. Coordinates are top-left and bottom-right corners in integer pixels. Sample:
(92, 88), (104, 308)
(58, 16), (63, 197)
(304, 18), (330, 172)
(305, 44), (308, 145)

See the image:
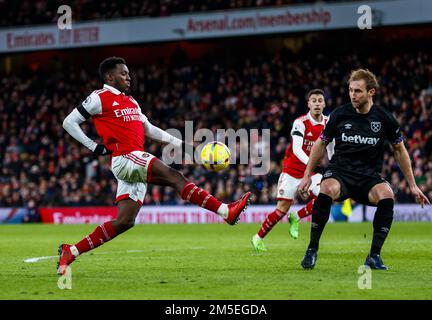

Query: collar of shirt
(103, 84), (123, 95)
(307, 111), (325, 126)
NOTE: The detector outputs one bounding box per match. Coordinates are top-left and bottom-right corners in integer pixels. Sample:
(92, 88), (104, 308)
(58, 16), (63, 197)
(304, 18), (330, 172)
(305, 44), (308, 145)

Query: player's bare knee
(319, 184), (339, 200)
(116, 217), (135, 232)
(383, 187), (395, 201)
(380, 193), (395, 202)
(369, 183), (395, 205)
(170, 169), (188, 190)
(277, 200), (292, 213)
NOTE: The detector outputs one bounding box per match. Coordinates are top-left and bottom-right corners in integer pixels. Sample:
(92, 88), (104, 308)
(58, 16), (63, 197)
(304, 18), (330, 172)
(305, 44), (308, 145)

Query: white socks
(70, 245), (79, 257)
(217, 204), (229, 218)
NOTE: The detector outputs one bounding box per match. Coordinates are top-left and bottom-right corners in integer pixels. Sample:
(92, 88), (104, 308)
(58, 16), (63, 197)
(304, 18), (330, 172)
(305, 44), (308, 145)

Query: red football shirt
(82, 84), (146, 156)
(282, 112), (328, 178)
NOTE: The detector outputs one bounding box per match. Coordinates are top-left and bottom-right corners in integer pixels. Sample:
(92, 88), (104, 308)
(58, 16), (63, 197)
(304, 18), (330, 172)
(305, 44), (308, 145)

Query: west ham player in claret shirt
(57, 57), (251, 275)
(298, 69), (430, 270)
(251, 89), (334, 252)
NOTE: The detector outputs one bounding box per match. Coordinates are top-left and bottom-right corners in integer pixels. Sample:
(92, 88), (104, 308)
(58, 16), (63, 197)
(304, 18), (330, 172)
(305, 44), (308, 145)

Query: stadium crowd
(1, 0), (365, 27)
(0, 40), (431, 208)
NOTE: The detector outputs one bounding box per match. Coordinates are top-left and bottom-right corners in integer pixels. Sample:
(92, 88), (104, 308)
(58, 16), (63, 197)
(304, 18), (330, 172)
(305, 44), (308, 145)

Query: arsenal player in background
(251, 89), (334, 252)
(57, 57), (251, 275)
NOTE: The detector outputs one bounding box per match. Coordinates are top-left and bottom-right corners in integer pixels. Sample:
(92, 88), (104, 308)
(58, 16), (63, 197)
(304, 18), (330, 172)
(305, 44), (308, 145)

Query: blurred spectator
(0, 37), (431, 207)
(0, 0), (360, 27)
(23, 199), (41, 223)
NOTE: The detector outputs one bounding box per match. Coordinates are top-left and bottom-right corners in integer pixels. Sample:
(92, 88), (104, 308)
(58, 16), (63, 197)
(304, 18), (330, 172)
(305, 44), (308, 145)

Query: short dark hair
(307, 88), (325, 100)
(99, 57), (126, 82)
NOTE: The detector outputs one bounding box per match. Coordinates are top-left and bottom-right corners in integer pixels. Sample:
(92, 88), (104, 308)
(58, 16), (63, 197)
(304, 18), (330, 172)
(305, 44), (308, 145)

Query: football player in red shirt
(57, 57), (251, 275)
(251, 89), (333, 252)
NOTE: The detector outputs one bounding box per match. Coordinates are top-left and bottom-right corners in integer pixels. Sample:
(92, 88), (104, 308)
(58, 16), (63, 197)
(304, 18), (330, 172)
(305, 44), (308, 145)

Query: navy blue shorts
(321, 167), (389, 206)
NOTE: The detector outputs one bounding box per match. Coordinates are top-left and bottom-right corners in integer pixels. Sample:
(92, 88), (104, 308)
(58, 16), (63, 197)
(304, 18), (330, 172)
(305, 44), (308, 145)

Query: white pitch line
(23, 247), (206, 263)
(24, 256), (58, 263)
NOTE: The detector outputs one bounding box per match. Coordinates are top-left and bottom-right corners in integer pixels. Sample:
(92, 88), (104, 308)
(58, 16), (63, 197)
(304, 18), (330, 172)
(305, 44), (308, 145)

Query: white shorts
(276, 172), (322, 201)
(111, 151), (157, 205)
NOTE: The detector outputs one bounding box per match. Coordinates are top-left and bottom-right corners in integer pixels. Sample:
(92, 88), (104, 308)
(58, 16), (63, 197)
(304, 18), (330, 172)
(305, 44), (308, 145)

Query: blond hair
(348, 69), (379, 91)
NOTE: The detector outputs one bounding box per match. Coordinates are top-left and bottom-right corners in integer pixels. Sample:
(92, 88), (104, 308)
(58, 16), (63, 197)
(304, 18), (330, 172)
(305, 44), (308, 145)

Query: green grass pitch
(1, 222), (431, 300)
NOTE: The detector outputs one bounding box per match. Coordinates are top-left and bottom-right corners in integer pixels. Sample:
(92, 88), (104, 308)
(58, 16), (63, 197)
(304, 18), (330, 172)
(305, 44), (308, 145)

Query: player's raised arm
(385, 109), (430, 207)
(62, 92), (111, 155)
(392, 141), (430, 207)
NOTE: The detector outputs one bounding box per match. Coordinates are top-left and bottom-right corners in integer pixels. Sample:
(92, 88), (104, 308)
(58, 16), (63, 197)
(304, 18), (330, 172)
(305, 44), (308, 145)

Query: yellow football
(200, 141), (231, 172)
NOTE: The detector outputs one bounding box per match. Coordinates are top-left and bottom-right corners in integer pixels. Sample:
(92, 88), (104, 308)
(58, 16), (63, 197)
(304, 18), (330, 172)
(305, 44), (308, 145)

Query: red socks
(257, 196), (317, 239)
(75, 221), (117, 255)
(73, 183), (222, 256)
(258, 209), (287, 238)
(298, 196), (316, 219)
(180, 182), (222, 213)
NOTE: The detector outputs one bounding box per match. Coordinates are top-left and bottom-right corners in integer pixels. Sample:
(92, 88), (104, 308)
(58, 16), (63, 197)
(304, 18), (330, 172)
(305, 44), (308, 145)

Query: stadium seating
(0, 0), (366, 27)
(1, 39), (431, 208)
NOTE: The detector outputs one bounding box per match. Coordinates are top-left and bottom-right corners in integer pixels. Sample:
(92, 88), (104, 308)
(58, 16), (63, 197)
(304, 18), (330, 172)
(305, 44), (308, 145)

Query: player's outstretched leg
(224, 192), (252, 225)
(57, 199), (140, 275)
(57, 244), (76, 276)
(288, 196), (316, 239)
(57, 220), (118, 275)
(252, 200), (291, 252)
(149, 158), (252, 225)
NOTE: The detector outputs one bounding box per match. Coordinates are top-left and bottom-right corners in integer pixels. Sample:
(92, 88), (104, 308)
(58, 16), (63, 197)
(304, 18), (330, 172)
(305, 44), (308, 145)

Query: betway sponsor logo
(341, 133), (379, 145)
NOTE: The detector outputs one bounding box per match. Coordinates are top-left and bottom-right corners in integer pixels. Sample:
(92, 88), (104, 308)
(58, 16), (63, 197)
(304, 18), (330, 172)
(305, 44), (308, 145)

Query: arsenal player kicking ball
(58, 57), (251, 275)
